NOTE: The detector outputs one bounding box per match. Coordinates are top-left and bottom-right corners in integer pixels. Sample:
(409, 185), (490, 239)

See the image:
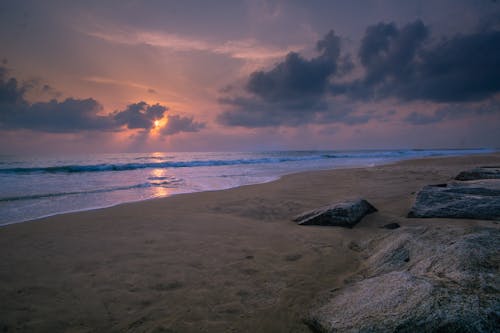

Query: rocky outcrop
(306, 226), (500, 333)
(293, 199), (377, 228)
(408, 180), (500, 220)
(455, 166), (500, 180)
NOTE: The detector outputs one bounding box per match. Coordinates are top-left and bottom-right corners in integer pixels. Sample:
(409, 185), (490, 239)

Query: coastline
(1, 152), (499, 332)
(2, 150), (495, 227)
(1, 149), (494, 226)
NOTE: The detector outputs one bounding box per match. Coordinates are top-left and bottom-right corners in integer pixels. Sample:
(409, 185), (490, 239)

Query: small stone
(284, 254), (302, 262)
(382, 223), (400, 229)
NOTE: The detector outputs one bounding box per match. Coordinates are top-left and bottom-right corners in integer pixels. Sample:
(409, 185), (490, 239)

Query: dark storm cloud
(358, 20), (428, 86)
(113, 102), (167, 130)
(219, 19), (500, 128)
(0, 67), (203, 135)
(161, 114), (206, 135)
(405, 29), (500, 102)
(218, 30), (354, 127)
(247, 30), (341, 103)
(341, 20), (500, 102)
(331, 20), (430, 99)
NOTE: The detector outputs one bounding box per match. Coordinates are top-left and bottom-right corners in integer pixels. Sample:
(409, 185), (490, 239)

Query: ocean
(0, 149), (493, 225)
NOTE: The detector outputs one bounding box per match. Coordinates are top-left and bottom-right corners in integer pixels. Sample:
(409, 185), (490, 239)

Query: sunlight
(150, 117), (168, 135)
(149, 168), (172, 197)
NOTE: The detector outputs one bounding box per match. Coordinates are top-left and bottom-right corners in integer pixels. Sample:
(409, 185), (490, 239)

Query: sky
(0, 0), (499, 153)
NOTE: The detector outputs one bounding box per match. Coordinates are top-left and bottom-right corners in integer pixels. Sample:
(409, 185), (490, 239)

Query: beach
(1, 153), (499, 332)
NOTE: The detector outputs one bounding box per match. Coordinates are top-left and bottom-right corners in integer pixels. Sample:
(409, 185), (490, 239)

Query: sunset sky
(1, 0), (499, 153)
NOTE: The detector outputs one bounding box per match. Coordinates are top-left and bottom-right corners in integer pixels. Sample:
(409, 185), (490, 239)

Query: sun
(150, 117), (168, 135)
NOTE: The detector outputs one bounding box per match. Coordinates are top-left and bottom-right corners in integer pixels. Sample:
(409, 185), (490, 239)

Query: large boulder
(306, 226), (500, 333)
(293, 199), (377, 228)
(408, 180), (500, 220)
(455, 166), (500, 181)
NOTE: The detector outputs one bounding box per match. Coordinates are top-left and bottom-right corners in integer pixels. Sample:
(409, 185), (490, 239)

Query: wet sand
(1, 153), (499, 332)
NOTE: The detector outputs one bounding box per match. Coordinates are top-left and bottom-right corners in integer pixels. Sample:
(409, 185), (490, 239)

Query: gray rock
(455, 166), (500, 180)
(293, 199), (377, 228)
(408, 180), (500, 220)
(306, 227), (500, 333)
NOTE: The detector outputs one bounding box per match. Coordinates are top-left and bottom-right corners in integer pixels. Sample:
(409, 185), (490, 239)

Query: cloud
(82, 76), (157, 93)
(40, 83), (62, 98)
(0, 70), (111, 132)
(218, 30), (355, 127)
(217, 96), (329, 127)
(85, 26), (298, 61)
(9, 98), (115, 133)
(0, 70), (26, 106)
(359, 20), (428, 85)
(0, 72), (114, 132)
(339, 20), (500, 102)
(405, 102), (499, 125)
(219, 20), (500, 128)
(404, 29), (500, 102)
(161, 114), (206, 135)
(113, 102), (167, 130)
(0, 67), (203, 136)
(246, 30), (341, 103)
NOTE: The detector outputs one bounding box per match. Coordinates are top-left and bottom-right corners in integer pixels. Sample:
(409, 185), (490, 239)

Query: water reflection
(149, 168), (172, 198)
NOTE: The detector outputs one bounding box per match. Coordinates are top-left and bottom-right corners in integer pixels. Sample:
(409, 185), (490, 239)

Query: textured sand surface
(1, 153), (499, 332)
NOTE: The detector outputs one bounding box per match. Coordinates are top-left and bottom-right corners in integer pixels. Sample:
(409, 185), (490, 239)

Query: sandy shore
(1, 153), (499, 332)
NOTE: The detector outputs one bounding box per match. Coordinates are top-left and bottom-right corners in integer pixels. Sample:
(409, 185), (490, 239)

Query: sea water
(0, 149), (493, 225)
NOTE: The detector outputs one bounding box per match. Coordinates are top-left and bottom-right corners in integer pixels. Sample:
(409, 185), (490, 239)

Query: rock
(306, 227), (500, 333)
(455, 166), (500, 180)
(360, 231), (414, 277)
(293, 199), (377, 228)
(408, 180), (500, 220)
(307, 271), (434, 333)
(382, 222), (400, 229)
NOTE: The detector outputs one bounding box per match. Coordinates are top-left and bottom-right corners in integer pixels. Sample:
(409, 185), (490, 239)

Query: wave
(0, 156), (330, 174)
(134, 156), (173, 161)
(0, 180), (181, 202)
(0, 149), (492, 174)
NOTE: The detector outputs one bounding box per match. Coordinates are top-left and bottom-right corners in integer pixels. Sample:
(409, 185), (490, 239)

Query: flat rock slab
(293, 199), (377, 228)
(455, 166), (500, 180)
(408, 180), (500, 220)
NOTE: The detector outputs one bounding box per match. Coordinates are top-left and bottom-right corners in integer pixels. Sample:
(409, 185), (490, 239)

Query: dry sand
(1, 153), (499, 332)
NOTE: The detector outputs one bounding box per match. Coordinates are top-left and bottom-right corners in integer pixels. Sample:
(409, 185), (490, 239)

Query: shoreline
(0, 158), (392, 227)
(3, 151), (496, 227)
(1, 152), (499, 332)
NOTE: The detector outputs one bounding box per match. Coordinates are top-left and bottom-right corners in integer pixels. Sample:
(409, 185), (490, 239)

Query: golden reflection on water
(150, 168), (171, 198)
